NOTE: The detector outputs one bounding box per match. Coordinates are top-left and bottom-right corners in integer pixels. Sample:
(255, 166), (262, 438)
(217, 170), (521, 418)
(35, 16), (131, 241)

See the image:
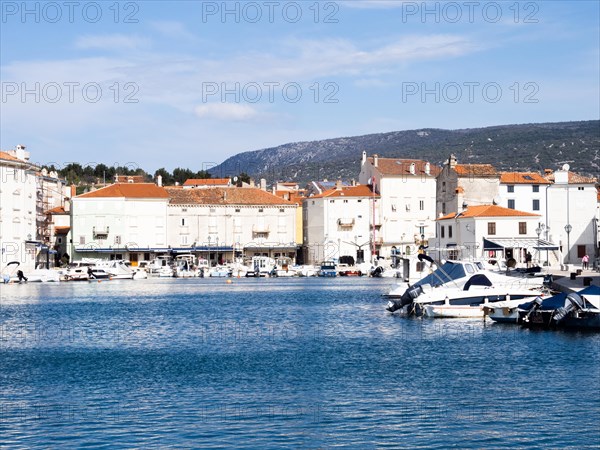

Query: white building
(498, 172), (551, 228)
(436, 154), (499, 217)
(358, 152), (440, 259)
(436, 205), (548, 265)
(0, 147), (38, 272)
(70, 183), (170, 264)
(303, 183), (378, 264)
(166, 187), (297, 264)
(545, 166), (598, 266)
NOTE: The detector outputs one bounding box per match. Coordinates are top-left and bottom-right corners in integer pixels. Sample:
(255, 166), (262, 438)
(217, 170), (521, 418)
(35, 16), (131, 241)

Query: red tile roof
(368, 157), (441, 177)
(54, 226), (71, 233)
(0, 151), (23, 162)
(46, 206), (67, 215)
(544, 171), (597, 184)
(438, 204), (540, 220)
(310, 184), (379, 199)
(500, 172), (551, 184)
(183, 178), (230, 186)
(167, 187), (294, 206)
(454, 164), (498, 177)
(76, 183), (169, 199)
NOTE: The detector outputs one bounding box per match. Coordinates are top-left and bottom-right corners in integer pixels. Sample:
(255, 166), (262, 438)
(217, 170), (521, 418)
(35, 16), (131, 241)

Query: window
(441, 226), (445, 238)
(115, 235), (122, 244)
(343, 200), (348, 204)
(488, 222), (496, 235)
(532, 185), (539, 193)
(259, 208), (264, 212)
(442, 203), (446, 215)
(578, 187), (584, 191)
(79, 236), (85, 245)
(577, 245), (586, 258)
(442, 182), (446, 192)
(279, 208), (285, 212)
(329, 200), (334, 204)
(419, 200), (424, 211)
(448, 226), (453, 238)
(357, 200), (362, 203)
(181, 218), (186, 226)
(210, 208), (216, 213)
(532, 199), (540, 211)
(235, 208), (240, 212)
(519, 222), (527, 235)
(507, 185), (514, 193)
(57, 237), (62, 244)
(391, 204), (397, 212)
(182, 208), (187, 212)
(418, 226), (425, 235)
(181, 235), (188, 245)
(507, 199), (515, 209)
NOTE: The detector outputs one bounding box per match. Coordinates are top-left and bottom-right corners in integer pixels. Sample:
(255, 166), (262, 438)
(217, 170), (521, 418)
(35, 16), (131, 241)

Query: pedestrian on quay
(582, 254), (589, 270)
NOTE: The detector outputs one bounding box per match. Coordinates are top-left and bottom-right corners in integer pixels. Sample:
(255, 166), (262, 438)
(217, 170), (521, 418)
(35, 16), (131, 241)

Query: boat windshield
(414, 262), (466, 288)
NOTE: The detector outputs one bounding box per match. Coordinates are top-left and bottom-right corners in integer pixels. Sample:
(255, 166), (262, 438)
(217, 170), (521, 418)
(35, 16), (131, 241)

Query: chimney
(335, 180), (343, 190)
(351, 179), (356, 186)
(15, 144), (29, 161)
(424, 162), (430, 175)
(156, 175), (162, 187)
(449, 154), (457, 169)
(544, 169), (553, 175)
(361, 151), (367, 165)
(260, 178), (267, 191)
(250, 179), (255, 188)
(71, 184), (76, 198)
(409, 163), (415, 175)
(373, 154), (379, 167)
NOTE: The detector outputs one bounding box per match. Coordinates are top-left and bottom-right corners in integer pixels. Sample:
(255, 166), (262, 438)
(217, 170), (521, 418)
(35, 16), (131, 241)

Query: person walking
(525, 251), (532, 268)
(582, 254), (589, 270)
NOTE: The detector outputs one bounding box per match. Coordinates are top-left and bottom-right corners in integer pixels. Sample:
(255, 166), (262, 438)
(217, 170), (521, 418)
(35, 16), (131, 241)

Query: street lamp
(535, 224), (543, 265)
(564, 224), (572, 264)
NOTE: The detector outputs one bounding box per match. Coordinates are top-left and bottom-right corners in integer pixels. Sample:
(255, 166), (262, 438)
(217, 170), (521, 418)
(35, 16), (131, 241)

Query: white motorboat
(275, 257), (297, 277)
(297, 265), (317, 277)
(146, 256), (172, 277)
(246, 256), (276, 277)
(16, 268), (61, 282)
(96, 260), (135, 280)
(423, 293), (542, 319)
(386, 260), (546, 318)
(209, 265), (232, 277)
(174, 254), (199, 278)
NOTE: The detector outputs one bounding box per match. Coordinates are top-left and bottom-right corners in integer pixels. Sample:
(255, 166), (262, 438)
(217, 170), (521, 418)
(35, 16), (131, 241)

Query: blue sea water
(0, 278), (599, 449)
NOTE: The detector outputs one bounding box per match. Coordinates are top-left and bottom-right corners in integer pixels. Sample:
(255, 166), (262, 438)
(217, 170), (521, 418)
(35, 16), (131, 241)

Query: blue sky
(1, 0), (598, 173)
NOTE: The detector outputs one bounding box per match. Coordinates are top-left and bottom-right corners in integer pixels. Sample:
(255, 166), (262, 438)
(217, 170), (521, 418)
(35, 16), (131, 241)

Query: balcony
(337, 218), (355, 228)
(93, 226), (110, 239)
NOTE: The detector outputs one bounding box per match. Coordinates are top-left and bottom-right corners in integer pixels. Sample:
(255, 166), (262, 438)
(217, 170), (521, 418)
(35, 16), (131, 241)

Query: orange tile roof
(0, 151), (23, 162)
(183, 178), (230, 186)
(114, 174), (147, 183)
(76, 183), (169, 199)
(167, 187), (294, 206)
(544, 171), (597, 184)
(438, 204), (540, 220)
(274, 190), (306, 205)
(310, 184), (379, 199)
(368, 157), (441, 177)
(46, 206), (67, 215)
(500, 172), (551, 184)
(54, 226), (71, 233)
(454, 164), (498, 177)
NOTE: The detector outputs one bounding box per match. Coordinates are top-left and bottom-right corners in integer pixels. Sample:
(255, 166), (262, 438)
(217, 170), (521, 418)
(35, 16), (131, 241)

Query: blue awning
(483, 237), (558, 251)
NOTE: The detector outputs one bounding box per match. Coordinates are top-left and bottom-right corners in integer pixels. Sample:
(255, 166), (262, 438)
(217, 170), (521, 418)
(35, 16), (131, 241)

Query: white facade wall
(0, 160), (37, 271)
(71, 197), (169, 259)
(547, 178), (597, 265)
(303, 195), (373, 264)
(437, 215), (541, 261)
(498, 183), (548, 227)
(167, 204), (297, 253)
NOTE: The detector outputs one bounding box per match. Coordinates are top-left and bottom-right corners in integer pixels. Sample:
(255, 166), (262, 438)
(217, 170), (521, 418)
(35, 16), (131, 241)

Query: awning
(483, 237), (559, 251)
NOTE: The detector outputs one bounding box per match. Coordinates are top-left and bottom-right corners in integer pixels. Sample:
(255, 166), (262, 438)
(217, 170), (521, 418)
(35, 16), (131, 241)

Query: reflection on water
(1, 278), (599, 448)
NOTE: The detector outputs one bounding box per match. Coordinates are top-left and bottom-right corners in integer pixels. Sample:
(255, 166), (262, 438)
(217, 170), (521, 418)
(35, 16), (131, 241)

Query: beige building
(436, 154), (500, 217)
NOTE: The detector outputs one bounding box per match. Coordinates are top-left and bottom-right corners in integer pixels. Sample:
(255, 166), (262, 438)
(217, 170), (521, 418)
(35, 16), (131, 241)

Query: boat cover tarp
(415, 262), (466, 288)
(519, 285), (600, 310)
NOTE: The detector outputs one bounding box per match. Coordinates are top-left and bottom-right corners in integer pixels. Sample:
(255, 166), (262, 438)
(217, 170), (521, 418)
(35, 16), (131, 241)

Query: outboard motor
(553, 293), (584, 323)
(16, 270), (27, 282)
(386, 284), (424, 313)
(521, 296), (544, 323)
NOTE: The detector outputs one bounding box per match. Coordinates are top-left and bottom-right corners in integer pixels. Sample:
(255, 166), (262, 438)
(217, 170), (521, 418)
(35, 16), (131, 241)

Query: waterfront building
(358, 152), (440, 260)
(544, 166), (598, 266)
(302, 182), (378, 264)
(70, 183), (170, 264)
(273, 182), (307, 257)
(435, 154), (500, 218)
(166, 187), (297, 264)
(436, 204), (550, 266)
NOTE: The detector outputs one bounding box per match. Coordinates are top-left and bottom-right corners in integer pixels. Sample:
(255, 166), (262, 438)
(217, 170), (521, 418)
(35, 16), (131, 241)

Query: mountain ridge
(210, 120), (600, 183)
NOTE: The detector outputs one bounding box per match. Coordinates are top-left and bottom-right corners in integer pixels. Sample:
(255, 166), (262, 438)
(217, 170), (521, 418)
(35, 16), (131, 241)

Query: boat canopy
(519, 285), (600, 310)
(463, 274), (493, 291)
(483, 237), (559, 251)
(414, 261), (466, 288)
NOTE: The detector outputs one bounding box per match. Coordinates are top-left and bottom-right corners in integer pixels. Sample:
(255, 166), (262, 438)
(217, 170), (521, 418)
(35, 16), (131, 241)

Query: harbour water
(1, 278), (599, 448)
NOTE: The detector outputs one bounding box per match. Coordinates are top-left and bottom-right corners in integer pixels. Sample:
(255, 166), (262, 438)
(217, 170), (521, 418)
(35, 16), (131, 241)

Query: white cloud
(148, 21), (196, 40)
(194, 103), (260, 121)
(75, 34), (149, 51)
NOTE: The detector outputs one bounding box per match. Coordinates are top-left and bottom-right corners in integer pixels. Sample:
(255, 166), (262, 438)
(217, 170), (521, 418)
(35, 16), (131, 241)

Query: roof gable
(167, 187), (294, 206)
(438, 204), (540, 220)
(76, 183), (169, 199)
(310, 184), (378, 199)
(454, 164), (498, 177)
(500, 172), (551, 184)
